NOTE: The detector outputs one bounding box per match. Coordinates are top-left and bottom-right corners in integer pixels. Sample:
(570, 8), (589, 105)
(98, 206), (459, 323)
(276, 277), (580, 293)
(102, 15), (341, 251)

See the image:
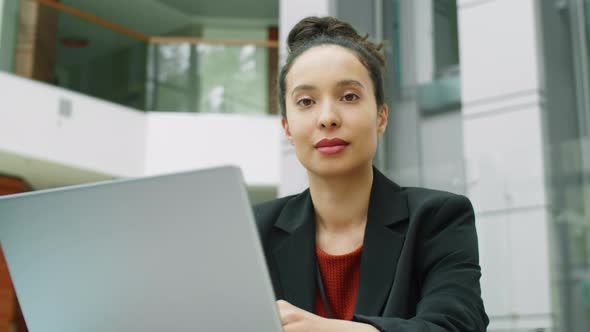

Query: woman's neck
(308, 163), (373, 234)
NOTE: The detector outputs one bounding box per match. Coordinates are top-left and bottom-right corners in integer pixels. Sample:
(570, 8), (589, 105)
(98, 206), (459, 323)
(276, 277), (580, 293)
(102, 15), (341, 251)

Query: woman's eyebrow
(290, 80), (365, 97)
(336, 79), (365, 90)
(291, 84), (316, 97)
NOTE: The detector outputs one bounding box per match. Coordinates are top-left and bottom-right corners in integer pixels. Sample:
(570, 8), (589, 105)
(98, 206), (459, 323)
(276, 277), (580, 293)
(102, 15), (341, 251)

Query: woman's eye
(342, 93), (359, 102)
(296, 98), (314, 107)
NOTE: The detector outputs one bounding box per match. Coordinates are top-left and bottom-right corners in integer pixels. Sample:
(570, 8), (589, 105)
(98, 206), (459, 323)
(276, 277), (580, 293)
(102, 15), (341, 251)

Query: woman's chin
(305, 159), (372, 178)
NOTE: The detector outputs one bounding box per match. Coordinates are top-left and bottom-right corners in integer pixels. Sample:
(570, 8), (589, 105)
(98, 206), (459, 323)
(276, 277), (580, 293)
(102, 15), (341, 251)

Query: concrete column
(387, 0), (434, 187)
(458, 0), (552, 330)
(278, 0), (334, 196)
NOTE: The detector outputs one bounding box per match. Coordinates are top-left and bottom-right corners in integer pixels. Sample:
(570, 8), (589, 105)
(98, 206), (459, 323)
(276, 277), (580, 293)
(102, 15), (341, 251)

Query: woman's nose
(318, 102), (341, 129)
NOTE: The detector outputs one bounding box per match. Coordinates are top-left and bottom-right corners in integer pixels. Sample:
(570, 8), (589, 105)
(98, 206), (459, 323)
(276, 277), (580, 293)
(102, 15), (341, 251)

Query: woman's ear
(377, 105), (389, 135)
(281, 117), (293, 144)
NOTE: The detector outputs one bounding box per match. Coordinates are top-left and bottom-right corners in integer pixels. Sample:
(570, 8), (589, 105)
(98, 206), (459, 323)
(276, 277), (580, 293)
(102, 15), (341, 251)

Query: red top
(315, 245), (363, 320)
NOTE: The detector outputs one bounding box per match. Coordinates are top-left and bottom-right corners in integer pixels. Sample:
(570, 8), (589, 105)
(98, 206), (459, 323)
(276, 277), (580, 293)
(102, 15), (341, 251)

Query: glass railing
(53, 9), (148, 110)
(5, 0), (279, 115)
(146, 42), (274, 114)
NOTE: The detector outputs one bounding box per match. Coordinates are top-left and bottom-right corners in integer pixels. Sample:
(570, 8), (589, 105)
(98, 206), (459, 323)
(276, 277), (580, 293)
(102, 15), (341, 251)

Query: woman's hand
(276, 300), (380, 332)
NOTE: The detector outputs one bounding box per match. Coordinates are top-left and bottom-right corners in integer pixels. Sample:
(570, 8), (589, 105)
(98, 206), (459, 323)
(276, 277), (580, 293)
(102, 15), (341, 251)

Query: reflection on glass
(54, 11), (147, 110)
(548, 138), (590, 332)
(155, 84), (190, 113)
(586, 0), (590, 83)
(149, 43), (269, 114)
(151, 43), (197, 113)
(196, 44), (267, 114)
(157, 44), (191, 85)
(390, 0), (401, 92)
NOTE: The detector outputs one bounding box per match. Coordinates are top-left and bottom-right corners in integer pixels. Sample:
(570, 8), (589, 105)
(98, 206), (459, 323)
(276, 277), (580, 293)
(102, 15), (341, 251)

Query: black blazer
(253, 168), (489, 332)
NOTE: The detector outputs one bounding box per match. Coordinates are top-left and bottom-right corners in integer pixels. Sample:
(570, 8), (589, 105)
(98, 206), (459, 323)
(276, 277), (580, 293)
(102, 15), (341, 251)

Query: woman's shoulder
(252, 192), (304, 233)
(253, 195), (295, 221)
(401, 186), (472, 208)
(397, 186), (475, 234)
(375, 168), (472, 215)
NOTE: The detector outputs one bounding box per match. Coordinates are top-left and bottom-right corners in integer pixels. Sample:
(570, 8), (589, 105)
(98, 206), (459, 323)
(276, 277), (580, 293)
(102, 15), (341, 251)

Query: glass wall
(545, 0), (590, 331)
(147, 42), (269, 114)
(381, 0), (464, 193)
(5, 2), (277, 115)
(54, 12), (148, 110)
(0, 0), (18, 72)
(383, 0), (590, 330)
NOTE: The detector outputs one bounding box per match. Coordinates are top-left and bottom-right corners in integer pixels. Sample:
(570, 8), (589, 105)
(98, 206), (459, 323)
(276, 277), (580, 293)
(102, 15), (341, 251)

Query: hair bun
(287, 16), (363, 53)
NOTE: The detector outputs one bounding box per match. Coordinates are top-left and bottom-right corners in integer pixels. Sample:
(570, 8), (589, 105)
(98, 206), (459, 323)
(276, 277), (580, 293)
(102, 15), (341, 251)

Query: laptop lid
(0, 166), (282, 332)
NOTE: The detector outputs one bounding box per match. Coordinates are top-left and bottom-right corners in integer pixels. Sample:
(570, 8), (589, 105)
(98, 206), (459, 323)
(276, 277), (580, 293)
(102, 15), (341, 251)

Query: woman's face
(282, 45), (388, 177)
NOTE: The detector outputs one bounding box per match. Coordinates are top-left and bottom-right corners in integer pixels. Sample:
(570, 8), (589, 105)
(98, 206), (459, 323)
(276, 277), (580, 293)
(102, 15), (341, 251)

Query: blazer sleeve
(353, 195), (489, 332)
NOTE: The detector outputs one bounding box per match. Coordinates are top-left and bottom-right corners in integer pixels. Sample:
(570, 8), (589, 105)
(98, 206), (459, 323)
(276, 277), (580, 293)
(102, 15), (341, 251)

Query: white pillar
(458, 0), (552, 330)
(278, 0), (334, 196)
(387, 0), (434, 187)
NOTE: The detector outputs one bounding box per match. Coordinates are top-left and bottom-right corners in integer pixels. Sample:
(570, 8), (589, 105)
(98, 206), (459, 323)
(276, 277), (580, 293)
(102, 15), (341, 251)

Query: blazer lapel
(271, 190), (317, 312)
(354, 168), (408, 316)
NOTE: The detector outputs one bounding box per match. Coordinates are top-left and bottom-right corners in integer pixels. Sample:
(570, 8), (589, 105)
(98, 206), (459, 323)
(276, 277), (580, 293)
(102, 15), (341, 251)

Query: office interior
(0, 0), (589, 331)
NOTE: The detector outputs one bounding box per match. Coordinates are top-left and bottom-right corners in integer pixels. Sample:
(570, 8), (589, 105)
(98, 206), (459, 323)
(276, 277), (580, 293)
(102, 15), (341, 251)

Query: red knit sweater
(315, 245), (363, 320)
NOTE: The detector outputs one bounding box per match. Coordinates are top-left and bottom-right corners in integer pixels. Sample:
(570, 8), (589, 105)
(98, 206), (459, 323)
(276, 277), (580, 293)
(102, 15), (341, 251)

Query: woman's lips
(317, 145), (348, 154)
(314, 138), (349, 155)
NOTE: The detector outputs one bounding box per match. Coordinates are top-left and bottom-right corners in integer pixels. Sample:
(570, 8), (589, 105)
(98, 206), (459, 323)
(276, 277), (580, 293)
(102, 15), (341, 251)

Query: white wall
(420, 109), (465, 194)
(0, 72), (282, 188)
(458, 0), (552, 330)
(0, 72), (146, 177)
(144, 112), (281, 186)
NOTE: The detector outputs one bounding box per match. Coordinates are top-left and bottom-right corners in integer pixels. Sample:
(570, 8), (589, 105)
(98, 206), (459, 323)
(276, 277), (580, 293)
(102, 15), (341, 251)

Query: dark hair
(278, 16), (386, 119)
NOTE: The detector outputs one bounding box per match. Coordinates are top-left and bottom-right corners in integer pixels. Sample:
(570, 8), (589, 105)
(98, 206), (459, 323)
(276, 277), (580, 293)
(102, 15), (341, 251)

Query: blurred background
(0, 0), (589, 331)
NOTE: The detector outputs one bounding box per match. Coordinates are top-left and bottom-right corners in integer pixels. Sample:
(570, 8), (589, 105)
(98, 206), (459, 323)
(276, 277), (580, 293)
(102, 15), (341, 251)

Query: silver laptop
(0, 166), (282, 332)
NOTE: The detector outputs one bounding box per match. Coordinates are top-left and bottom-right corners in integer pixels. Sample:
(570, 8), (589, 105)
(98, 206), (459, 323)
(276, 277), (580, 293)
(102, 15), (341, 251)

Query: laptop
(0, 166), (283, 332)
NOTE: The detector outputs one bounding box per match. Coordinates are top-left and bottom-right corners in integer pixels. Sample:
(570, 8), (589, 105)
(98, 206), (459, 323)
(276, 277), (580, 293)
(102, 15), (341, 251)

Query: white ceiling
(56, 0), (278, 66)
(60, 0), (278, 35)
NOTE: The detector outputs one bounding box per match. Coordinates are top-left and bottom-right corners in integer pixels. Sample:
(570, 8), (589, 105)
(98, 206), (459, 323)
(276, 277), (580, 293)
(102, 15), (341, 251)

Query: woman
(254, 16), (488, 332)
